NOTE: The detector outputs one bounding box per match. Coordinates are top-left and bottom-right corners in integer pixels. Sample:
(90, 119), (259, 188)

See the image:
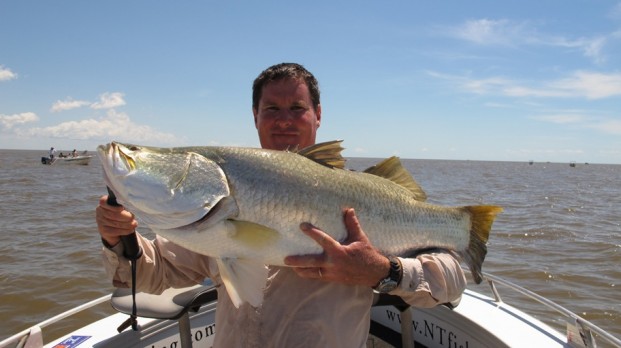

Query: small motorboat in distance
(41, 155), (93, 165)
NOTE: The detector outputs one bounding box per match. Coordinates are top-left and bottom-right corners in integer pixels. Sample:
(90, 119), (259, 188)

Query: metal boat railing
(480, 271), (621, 348)
(0, 294), (112, 348)
(3, 272), (621, 348)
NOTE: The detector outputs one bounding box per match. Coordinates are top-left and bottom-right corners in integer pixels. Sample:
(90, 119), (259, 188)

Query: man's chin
(271, 136), (300, 150)
(274, 143), (298, 151)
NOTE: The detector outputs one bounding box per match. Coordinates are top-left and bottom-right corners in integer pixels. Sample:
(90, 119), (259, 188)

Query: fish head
(97, 142), (231, 229)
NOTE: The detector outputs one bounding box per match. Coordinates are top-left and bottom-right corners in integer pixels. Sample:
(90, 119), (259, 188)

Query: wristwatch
(374, 256), (403, 293)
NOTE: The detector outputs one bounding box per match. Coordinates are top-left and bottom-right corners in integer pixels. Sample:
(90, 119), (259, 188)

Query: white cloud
(586, 119), (621, 135)
(22, 109), (179, 144)
(51, 92), (127, 112)
(90, 92), (126, 109)
(51, 98), (91, 112)
(610, 2), (621, 19)
(0, 65), (17, 81)
(0, 112), (39, 129)
(462, 76), (512, 94)
(580, 37), (607, 64)
(446, 19), (614, 63)
(532, 110), (621, 136)
(483, 102), (514, 109)
(452, 19), (526, 46)
(549, 71), (621, 99)
(543, 35), (610, 64)
(428, 70), (621, 100)
(531, 114), (587, 124)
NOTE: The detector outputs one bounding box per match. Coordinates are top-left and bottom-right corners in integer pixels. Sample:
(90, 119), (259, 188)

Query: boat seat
(110, 282), (217, 348)
(111, 282), (217, 320)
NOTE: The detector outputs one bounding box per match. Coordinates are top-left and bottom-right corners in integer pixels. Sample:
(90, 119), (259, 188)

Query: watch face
(377, 280), (398, 293)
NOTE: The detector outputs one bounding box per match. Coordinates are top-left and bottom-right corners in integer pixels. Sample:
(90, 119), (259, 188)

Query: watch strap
(374, 256), (403, 292)
(387, 256), (403, 286)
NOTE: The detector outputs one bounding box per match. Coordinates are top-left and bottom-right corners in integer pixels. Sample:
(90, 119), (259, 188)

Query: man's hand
(95, 195), (139, 247)
(284, 208), (390, 287)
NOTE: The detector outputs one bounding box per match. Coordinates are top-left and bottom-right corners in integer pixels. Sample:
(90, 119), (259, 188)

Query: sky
(1, 1), (621, 164)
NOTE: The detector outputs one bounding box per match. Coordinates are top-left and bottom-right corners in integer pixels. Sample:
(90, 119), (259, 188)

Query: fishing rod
(106, 187), (142, 331)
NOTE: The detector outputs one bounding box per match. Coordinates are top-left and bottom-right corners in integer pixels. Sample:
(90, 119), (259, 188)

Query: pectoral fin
(215, 220), (278, 308)
(228, 220), (281, 248)
(216, 257), (268, 308)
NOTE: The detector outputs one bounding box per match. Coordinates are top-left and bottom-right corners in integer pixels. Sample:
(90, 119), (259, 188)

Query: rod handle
(106, 187), (142, 260)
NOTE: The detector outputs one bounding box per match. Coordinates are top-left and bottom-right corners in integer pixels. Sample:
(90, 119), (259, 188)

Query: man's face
(253, 78), (321, 151)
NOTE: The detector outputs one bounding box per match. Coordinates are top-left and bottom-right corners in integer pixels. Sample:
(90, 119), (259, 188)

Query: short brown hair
(252, 63), (320, 111)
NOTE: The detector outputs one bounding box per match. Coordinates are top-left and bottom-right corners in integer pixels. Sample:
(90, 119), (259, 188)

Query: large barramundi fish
(97, 140), (502, 308)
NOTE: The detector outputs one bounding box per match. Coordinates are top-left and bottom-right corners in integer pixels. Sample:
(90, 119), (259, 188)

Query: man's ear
(316, 104), (322, 128)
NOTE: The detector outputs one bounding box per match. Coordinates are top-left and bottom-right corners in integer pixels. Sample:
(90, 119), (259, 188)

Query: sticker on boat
(51, 335), (91, 348)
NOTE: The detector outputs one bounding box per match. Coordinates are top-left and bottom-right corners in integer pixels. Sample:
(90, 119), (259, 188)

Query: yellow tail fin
(461, 205), (503, 283)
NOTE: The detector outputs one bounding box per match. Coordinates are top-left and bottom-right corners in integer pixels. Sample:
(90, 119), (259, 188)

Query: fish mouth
(97, 141), (236, 230)
(104, 143), (190, 191)
(97, 142), (148, 207)
(97, 142), (137, 178)
(110, 142), (137, 173)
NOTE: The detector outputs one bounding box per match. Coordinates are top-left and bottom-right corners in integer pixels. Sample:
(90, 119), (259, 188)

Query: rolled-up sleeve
(101, 233), (214, 294)
(391, 251), (467, 308)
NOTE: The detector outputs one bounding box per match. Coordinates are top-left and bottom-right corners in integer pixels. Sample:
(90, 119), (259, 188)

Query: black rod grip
(106, 187), (142, 260)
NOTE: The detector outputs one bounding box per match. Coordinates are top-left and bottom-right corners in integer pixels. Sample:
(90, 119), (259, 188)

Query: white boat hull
(46, 304), (216, 348)
(41, 155), (93, 165)
(3, 273), (620, 348)
(370, 289), (566, 347)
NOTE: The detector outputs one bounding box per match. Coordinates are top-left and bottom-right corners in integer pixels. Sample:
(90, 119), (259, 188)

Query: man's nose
(274, 110), (294, 125)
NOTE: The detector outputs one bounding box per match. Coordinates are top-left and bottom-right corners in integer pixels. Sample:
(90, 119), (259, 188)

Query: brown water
(1, 149), (620, 343)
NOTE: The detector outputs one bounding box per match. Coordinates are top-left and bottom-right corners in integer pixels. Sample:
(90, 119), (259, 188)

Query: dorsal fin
(363, 157), (427, 201)
(296, 140), (346, 169)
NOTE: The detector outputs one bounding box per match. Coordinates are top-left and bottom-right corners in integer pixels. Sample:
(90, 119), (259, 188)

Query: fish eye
(129, 146), (140, 151)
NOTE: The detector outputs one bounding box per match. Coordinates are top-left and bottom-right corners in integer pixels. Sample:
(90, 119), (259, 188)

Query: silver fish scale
(200, 146), (472, 263)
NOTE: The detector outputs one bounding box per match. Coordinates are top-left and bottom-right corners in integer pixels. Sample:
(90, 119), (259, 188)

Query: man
(96, 63), (466, 347)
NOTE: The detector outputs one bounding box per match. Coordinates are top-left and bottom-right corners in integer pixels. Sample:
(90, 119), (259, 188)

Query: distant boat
(529, 160), (534, 165)
(41, 155), (93, 165)
(569, 161), (576, 167)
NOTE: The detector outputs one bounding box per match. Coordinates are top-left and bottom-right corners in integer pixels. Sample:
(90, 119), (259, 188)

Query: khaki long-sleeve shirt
(103, 234), (466, 347)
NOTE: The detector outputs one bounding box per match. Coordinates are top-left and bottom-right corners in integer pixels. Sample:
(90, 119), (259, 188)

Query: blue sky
(1, 1), (620, 164)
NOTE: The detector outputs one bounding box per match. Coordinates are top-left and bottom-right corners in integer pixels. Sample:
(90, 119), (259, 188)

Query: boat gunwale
(2, 272), (620, 348)
(0, 294), (111, 348)
(479, 271), (621, 347)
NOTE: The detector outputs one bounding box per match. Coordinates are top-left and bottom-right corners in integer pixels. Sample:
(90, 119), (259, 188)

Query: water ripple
(1, 151), (620, 341)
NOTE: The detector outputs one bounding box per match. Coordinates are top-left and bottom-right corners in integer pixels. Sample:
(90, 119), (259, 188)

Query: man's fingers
(343, 208), (369, 244)
(300, 222), (338, 249)
(287, 266), (327, 280)
(96, 195), (137, 232)
(284, 254), (324, 267)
